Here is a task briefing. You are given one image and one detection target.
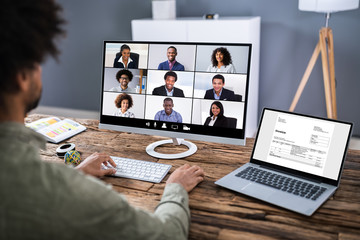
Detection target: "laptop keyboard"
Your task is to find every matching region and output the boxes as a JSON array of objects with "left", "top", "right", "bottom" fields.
[{"left": 235, "top": 167, "right": 327, "bottom": 201}]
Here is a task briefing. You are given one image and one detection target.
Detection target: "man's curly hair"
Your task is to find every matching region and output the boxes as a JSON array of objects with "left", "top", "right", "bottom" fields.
[{"left": 0, "top": 0, "right": 65, "bottom": 94}]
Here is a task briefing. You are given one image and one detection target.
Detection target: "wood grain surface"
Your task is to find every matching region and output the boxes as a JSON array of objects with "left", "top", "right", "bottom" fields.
[{"left": 27, "top": 114, "right": 360, "bottom": 240}]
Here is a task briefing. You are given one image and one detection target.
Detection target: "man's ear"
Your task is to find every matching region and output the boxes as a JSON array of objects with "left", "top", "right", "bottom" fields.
[
  {"left": 15, "top": 65, "right": 41, "bottom": 93},
  {"left": 15, "top": 70, "right": 31, "bottom": 92}
]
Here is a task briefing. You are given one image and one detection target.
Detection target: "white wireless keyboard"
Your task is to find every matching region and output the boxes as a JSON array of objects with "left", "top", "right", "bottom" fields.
[{"left": 106, "top": 156, "right": 172, "bottom": 183}]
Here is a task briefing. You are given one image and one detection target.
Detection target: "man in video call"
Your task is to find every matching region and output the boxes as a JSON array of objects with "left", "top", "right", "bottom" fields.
[
  {"left": 204, "top": 74, "right": 236, "bottom": 101},
  {"left": 158, "top": 46, "right": 185, "bottom": 71},
  {"left": 154, "top": 98, "right": 183, "bottom": 123},
  {"left": 0, "top": 1, "right": 204, "bottom": 239},
  {"left": 152, "top": 71, "right": 185, "bottom": 97},
  {"left": 109, "top": 69, "right": 135, "bottom": 93}
]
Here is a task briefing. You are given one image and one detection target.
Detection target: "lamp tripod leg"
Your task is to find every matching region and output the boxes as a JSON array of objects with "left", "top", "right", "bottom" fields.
[
  {"left": 319, "top": 28, "right": 334, "bottom": 119},
  {"left": 289, "top": 43, "right": 321, "bottom": 112},
  {"left": 327, "top": 28, "right": 337, "bottom": 119},
  {"left": 290, "top": 27, "right": 338, "bottom": 120}
]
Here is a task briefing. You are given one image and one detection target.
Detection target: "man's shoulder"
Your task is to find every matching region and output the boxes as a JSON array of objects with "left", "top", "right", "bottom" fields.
[
  {"left": 174, "top": 62, "right": 185, "bottom": 70},
  {"left": 156, "top": 109, "right": 166, "bottom": 115},
  {"left": 153, "top": 85, "right": 165, "bottom": 93},
  {"left": 0, "top": 122, "right": 46, "bottom": 151},
  {"left": 173, "top": 87, "right": 184, "bottom": 97},
  {"left": 158, "top": 61, "right": 168, "bottom": 69},
  {"left": 110, "top": 86, "right": 121, "bottom": 92},
  {"left": 124, "top": 87, "right": 135, "bottom": 92},
  {"left": 204, "top": 89, "right": 213, "bottom": 98},
  {"left": 154, "top": 85, "right": 164, "bottom": 89},
  {"left": 205, "top": 89, "right": 212, "bottom": 94},
  {"left": 174, "top": 87, "right": 183, "bottom": 92},
  {"left": 173, "top": 110, "right": 183, "bottom": 122},
  {"left": 223, "top": 88, "right": 235, "bottom": 95},
  {"left": 174, "top": 110, "right": 182, "bottom": 116}
]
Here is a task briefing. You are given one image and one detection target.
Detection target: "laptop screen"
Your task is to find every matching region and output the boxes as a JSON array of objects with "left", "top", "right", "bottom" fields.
[{"left": 252, "top": 108, "right": 352, "bottom": 181}]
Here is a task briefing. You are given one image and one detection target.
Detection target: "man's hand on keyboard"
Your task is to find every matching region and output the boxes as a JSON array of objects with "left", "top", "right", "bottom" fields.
[
  {"left": 166, "top": 164, "right": 205, "bottom": 192},
  {"left": 76, "top": 152, "right": 117, "bottom": 177}
]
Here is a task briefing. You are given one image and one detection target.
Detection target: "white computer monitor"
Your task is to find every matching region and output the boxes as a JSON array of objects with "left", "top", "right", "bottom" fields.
[{"left": 99, "top": 41, "right": 252, "bottom": 159}]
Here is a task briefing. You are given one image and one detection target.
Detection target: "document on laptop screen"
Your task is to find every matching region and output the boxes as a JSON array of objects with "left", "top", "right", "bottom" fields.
[
  {"left": 253, "top": 110, "right": 351, "bottom": 180},
  {"left": 267, "top": 113, "right": 334, "bottom": 176}
]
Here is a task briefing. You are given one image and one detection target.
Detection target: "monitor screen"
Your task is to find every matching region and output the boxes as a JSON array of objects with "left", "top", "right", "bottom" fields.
[{"left": 99, "top": 41, "right": 252, "bottom": 146}]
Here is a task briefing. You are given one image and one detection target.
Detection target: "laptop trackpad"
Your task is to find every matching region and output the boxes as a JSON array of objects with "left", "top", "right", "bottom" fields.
[{"left": 241, "top": 183, "right": 277, "bottom": 199}]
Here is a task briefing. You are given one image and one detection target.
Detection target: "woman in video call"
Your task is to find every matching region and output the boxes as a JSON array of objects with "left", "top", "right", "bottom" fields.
[
  {"left": 204, "top": 101, "right": 229, "bottom": 127},
  {"left": 207, "top": 47, "right": 236, "bottom": 73},
  {"left": 113, "top": 44, "right": 138, "bottom": 69},
  {"left": 114, "top": 93, "right": 135, "bottom": 118}
]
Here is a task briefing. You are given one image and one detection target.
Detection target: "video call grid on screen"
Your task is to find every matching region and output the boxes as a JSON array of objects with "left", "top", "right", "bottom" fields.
[{"left": 100, "top": 41, "right": 252, "bottom": 139}]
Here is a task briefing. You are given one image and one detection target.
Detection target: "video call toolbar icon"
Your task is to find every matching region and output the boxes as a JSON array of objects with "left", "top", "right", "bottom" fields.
[{"left": 183, "top": 125, "right": 190, "bottom": 131}]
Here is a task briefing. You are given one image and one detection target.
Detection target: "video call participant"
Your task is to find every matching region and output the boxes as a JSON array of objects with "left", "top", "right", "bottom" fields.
[
  {"left": 207, "top": 47, "right": 236, "bottom": 73},
  {"left": 152, "top": 71, "right": 185, "bottom": 97},
  {"left": 109, "top": 69, "right": 135, "bottom": 93},
  {"left": 113, "top": 44, "right": 138, "bottom": 69},
  {"left": 114, "top": 93, "right": 135, "bottom": 118},
  {"left": 158, "top": 46, "right": 185, "bottom": 71},
  {"left": 204, "top": 74, "right": 235, "bottom": 101},
  {"left": 204, "top": 101, "right": 229, "bottom": 128},
  {"left": 0, "top": 1, "right": 204, "bottom": 239},
  {"left": 154, "top": 98, "right": 183, "bottom": 123}
]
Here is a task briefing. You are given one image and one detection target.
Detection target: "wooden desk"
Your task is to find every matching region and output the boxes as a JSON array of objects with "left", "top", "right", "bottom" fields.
[{"left": 28, "top": 114, "right": 360, "bottom": 240}]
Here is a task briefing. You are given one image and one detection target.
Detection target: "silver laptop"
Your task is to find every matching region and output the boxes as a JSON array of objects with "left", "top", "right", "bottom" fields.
[{"left": 215, "top": 108, "right": 353, "bottom": 216}]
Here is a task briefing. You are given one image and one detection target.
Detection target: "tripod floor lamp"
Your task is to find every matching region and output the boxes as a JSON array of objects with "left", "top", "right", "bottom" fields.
[{"left": 289, "top": 0, "right": 359, "bottom": 119}]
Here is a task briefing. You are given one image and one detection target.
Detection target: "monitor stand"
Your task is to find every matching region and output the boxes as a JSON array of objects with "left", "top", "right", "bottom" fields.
[{"left": 146, "top": 138, "right": 197, "bottom": 159}]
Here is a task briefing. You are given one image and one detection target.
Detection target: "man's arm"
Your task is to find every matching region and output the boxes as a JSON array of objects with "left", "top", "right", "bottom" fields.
[
  {"left": 154, "top": 164, "right": 204, "bottom": 238},
  {"left": 175, "top": 62, "right": 185, "bottom": 71},
  {"left": 64, "top": 154, "right": 204, "bottom": 240},
  {"left": 51, "top": 162, "right": 204, "bottom": 240},
  {"left": 177, "top": 112, "right": 183, "bottom": 123},
  {"left": 175, "top": 88, "right": 185, "bottom": 97},
  {"left": 154, "top": 111, "right": 161, "bottom": 121},
  {"left": 158, "top": 61, "right": 165, "bottom": 70},
  {"left": 152, "top": 86, "right": 162, "bottom": 95},
  {"left": 225, "top": 89, "right": 236, "bottom": 101},
  {"left": 204, "top": 89, "right": 213, "bottom": 99}
]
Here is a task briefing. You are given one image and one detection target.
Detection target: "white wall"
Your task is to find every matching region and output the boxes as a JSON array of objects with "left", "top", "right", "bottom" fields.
[{"left": 40, "top": 0, "right": 360, "bottom": 136}]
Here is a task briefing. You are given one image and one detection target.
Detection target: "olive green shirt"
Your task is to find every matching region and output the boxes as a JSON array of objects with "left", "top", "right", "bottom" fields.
[{"left": 0, "top": 122, "right": 190, "bottom": 240}]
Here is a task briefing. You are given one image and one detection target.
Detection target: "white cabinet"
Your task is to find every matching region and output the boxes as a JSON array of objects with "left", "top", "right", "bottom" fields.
[{"left": 132, "top": 17, "right": 261, "bottom": 138}]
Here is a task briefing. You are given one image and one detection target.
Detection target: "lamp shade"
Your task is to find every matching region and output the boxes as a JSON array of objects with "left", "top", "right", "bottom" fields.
[{"left": 299, "top": 0, "right": 359, "bottom": 13}]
